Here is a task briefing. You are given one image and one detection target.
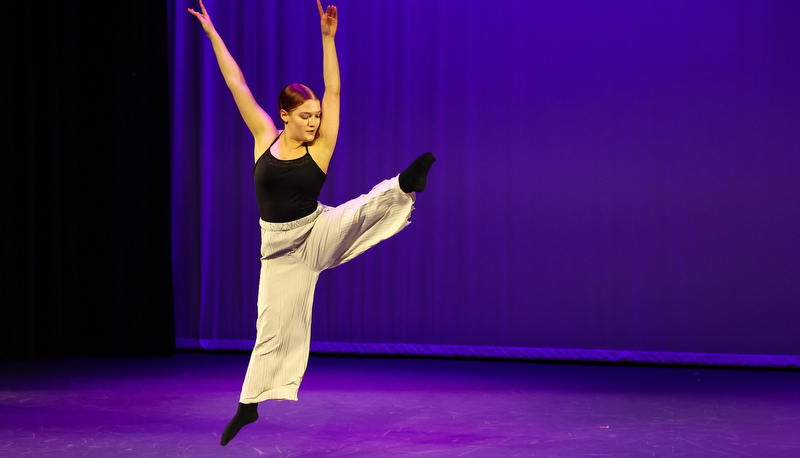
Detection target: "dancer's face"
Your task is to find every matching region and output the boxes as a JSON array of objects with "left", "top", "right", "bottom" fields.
[{"left": 282, "top": 99, "right": 321, "bottom": 143}]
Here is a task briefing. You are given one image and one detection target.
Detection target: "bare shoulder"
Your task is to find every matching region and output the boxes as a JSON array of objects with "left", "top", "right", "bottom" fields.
[
  {"left": 307, "top": 137, "right": 333, "bottom": 174},
  {"left": 254, "top": 130, "right": 280, "bottom": 163}
]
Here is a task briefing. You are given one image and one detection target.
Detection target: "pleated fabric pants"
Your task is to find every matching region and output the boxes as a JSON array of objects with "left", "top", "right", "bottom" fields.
[{"left": 240, "top": 176, "right": 416, "bottom": 403}]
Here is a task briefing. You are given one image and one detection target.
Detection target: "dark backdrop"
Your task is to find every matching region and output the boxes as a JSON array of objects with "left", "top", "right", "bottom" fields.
[
  {"left": 2, "top": 2, "right": 174, "bottom": 359},
  {"left": 170, "top": 0, "right": 799, "bottom": 367}
]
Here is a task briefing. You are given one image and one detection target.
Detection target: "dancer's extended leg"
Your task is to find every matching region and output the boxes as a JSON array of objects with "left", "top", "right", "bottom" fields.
[{"left": 399, "top": 152, "right": 436, "bottom": 193}]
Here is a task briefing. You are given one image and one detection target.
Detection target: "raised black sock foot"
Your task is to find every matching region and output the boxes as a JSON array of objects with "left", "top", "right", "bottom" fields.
[
  {"left": 399, "top": 152, "right": 436, "bottom": 193},
  {"left": 221, "top": 402, "right": 258, "bottom": 446}
]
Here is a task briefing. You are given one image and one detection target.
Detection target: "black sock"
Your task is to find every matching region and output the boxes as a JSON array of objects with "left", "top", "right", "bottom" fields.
[
  {"left": 220, "top": 402, "right": 258, "bottom": 446},
  {"left": 399, "top": 152, "right": 436, "bottom": 193}
]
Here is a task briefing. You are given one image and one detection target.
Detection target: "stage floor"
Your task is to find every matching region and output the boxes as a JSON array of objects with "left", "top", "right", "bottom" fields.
[{"left": 1, "top": 352, "right": 799, "bottom": 457}]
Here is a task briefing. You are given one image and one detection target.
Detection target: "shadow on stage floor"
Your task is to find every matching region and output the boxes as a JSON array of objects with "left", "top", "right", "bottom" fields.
[{"left": 1, "top": 352, "right": 799, "bottom": 457}]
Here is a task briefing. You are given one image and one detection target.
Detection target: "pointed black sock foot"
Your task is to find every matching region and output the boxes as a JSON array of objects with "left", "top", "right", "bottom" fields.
[
  {"left": 221, "top": 402, "right": 258, "bottom": 446},
  {"left": 399, "top": 152, "right": 436, "bottom": 193}
]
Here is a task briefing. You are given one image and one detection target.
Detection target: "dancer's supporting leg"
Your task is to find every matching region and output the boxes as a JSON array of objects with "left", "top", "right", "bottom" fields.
[{"left": 221, "top": 402, "right": 258, "bottom": 446}]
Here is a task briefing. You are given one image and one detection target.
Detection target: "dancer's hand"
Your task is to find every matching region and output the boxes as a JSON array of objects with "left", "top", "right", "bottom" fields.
[
  {"left": 188, "top": 0, "right": 216, "bottom": 36},
  {"left": 318, "top": 1, "right": 338, "bottom": 39}
]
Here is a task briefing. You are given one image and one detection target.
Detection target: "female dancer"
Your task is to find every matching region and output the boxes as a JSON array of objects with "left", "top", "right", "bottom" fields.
[{"left": 188, "top": 0, "right": 435, "bottom": 446}]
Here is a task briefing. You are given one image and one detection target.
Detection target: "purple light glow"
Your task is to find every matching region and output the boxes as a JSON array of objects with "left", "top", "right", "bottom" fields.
[{"left": 170, "top": 0, "right": 800, "bottom": 365}]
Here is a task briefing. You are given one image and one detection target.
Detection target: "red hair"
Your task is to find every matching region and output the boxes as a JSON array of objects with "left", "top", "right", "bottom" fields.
[{"left": 278, "top": 83, "right": 319, "bottom": 114}]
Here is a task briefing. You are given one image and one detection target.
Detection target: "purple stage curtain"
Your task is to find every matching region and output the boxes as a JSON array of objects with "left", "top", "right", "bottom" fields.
[{"left": 169, "top": 0, "right": 800, "bottom": 367}]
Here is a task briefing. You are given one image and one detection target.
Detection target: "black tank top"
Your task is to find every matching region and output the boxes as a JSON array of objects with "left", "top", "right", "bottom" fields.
[{"left": 254, "top": 136, "right": 327, "bottom": 223}]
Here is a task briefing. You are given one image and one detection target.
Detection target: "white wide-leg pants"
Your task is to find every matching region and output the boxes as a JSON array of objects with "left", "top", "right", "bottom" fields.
[{"left": 239, "top": 176, "right": 415, "bottom": 403}]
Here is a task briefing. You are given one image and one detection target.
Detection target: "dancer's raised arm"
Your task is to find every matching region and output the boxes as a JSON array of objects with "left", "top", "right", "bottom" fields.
[
  {"left": 189, "top": 0, "right": 278, "bottom": 152},
  {"left": 314, "top": 1, "right": 340, "bottom": 170}
]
